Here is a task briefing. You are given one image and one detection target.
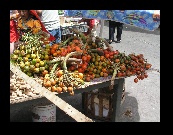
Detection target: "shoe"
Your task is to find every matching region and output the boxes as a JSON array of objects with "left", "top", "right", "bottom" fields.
[
  {"left": 108, "top": 40, "right": 113, "bottom": 44},
  {"left": 115, "top": 40, "right": 121, "bottom": 43},
  {"left": 112, "top": 40, "right": 116, "bottom": 42}
]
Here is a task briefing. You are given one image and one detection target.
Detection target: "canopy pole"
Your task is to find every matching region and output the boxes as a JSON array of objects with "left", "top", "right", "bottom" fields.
[{"left": 99, "top": 20, "right": 104, "bottom": 38}]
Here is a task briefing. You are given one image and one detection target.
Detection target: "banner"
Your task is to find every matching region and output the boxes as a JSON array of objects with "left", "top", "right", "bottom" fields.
[{"left": 64, "top": 10, "right": 160, "bottom": 31}]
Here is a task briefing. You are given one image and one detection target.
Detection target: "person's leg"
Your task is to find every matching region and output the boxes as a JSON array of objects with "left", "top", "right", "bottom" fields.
[
  {"left": 109, "top": 21, "right": 115, "bottom": 43},
  {"left": 116, "top": 22, "right": 123, "bottom": 42},
  {"left": 54, "top": 28, "right": 61, "bottom": 43},
  {"left": 48, "top": 28, "right": 61, "bottom": 45},
  {"left": 48, "top": 29, "right": 55, "bottom": 46}
]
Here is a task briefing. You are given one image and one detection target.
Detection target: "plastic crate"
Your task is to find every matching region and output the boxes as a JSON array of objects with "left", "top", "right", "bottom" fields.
[{"left": 83, "top": 83, "right": 125, "bottom": 122}]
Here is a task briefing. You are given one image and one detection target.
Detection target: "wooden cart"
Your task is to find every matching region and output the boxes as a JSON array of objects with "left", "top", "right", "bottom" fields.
[{"left": 10, "top": 63, "right": 125, "bottom": 122}]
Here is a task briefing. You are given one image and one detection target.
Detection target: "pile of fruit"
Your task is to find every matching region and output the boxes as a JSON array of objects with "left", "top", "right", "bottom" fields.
[{"left": 10, "top": 29, "right": 152, "bottom": 95}]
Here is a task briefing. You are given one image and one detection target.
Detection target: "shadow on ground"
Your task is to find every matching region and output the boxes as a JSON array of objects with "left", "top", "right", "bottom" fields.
[
  {"left": 119, "top": 92, "right": 140, "bottom": 122},
  {"left": 10, "top": 92, "right": 140, "bottom": 122}
]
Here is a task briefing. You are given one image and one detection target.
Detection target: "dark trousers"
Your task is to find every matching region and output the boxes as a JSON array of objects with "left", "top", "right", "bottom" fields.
[{"left": 109, "top": 21, "right": 123, "bottom": 41}]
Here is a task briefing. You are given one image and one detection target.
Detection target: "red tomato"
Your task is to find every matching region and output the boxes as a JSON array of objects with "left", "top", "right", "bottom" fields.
[
  {"left": 109, "top": 51, "right": 114, "bottom": 56},
  {"left": 103, "top": 49, "right": 109, "bottom": 54},
  {"left": 67, "top": 46, "right": 71, "bottom": 53},
  {"left": 69, "top": 66, "right": 76, "bottom": 71},
  {"left": 117, "top": 72, "right": 122, "bottom": 77},
  {"left": 144, "top": 74, "right": 148, "bottom": 78},
  {"left": 78, "top": 64, "right": 82, "bottom": 68},
  {"left": 105, "top": 53, "right": 110, "bottom": 59},
  {"left": 87, "top": 55, "right": 91, "bottom": 62},
  {"left": 134, "top": 78, "right": 138, "bottom": 83},
  {"left": 75, "top": 46, "right": 81, "bottom": 51},
  {"left": 109, "top": 55, "right": 114, "bottom": 59},
  {"left": 81, "top": 64, "right": 87, "bottom": 70},
  {"left": 50, "top": 49, "right": 55, "bottom": 55},
  {"left": 115, "top": 59, "right": 120, "bottom": 63},
  {"left": 78, "top": 68, "right": 84, "bottom": 73},
  {"left": 82, "top": 56, "right": 88, "bottom": 61},
  {"left": 83, "top": 61, "right": 88, "bottom": 66},
  {"left": 52, "top": 44, "right": 59, "bottom": 50}
]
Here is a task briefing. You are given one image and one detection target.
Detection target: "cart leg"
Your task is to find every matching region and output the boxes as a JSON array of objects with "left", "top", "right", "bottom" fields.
[
  {"left": 82, "top": 92, "right": 86, "bottom": 112},
  {"left": 111, "top": 78, "right": 125, "bottom": 122}
]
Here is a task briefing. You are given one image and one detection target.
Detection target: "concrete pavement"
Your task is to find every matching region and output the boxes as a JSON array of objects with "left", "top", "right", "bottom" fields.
[{"left": 10, "top": 22, "right": 160, "bottom": 122}]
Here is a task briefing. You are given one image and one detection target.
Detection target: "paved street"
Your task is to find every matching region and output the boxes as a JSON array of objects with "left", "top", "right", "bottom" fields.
[{"left": 10, "top": 22, "right": 160, "bottom": 122}]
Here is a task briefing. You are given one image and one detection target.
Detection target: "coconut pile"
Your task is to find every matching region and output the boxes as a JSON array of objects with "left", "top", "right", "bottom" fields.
[{"left": 10, "top": 72, "right": 43, "bottom": 104}]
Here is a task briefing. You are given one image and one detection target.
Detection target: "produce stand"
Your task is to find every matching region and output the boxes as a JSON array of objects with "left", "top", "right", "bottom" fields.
[{"left": 10, "top": 10, "right": 159, "bottom": 122}]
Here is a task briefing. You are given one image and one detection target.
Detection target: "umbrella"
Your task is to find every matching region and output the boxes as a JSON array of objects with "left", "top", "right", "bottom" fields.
[{"left": 64, "top": 10, "right": 160, "bottom": 37}]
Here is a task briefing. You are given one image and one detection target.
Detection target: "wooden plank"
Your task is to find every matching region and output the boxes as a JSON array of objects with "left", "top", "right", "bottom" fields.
[{"left": 10, "top": 63, "right": 93, "bottom": 122}]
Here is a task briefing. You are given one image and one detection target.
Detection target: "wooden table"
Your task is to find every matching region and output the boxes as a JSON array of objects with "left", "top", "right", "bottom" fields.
[
  {"left": 10, "top": 63, "right": 125, "bottom": 122},
  {"left": 10, "top": 78, "right": 125, "bottom": 122}
]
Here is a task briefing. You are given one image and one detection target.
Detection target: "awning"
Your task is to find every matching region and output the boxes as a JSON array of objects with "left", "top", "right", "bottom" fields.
[{"left": 64, "top": 10, "right": 160, "bottom": 31}]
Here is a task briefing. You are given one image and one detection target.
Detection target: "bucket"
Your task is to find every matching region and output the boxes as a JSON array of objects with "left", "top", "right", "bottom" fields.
[{"left": 32, "top": 104, "right": 56, "bottom": 122}]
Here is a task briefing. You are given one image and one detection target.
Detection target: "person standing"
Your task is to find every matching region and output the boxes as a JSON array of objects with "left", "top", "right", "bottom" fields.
[
  {"left": 109, "top": 20, "right": 123, "bottom": 44},
  {"left": 10, "top": 10, "right": 19, "bottom": 54},
  {"left": 16, "top": 10, "right": 55, "bottom": 41},
  {"left": 36, "top": 10, "right": 61, "bottom": 45}
]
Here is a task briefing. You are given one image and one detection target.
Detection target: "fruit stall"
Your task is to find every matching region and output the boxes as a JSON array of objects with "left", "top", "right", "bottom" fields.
[{"left": 10, "top": 10, "right": 160, "bottom": 122}]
